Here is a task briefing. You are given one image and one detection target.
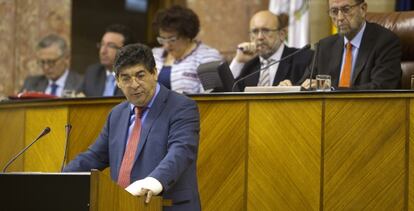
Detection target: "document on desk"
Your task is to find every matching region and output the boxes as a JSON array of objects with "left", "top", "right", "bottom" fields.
[{"left": 244, "top": 86, "right": 302, "bottom": 92}]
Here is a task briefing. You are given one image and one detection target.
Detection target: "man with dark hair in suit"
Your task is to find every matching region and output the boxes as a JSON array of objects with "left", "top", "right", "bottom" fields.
[
  {"left": 230, "top": 11, "right": 313, "bottom": 91},
  {"left": 80, "top": 24, "right": 133, "bottom": 97},
  {"left": 283, "top": 0, "right": 402, "bottom": 89},
  {"left": 64, "top": 43, "right": 201, "bottom": 211},
  {"left": 21, "top": 34, "right": 83, "bottom": 97}
]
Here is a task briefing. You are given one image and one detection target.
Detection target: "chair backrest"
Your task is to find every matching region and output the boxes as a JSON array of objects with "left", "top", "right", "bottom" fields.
[{"left": 366, "top": 11, "right": 414, "bottom": 89}]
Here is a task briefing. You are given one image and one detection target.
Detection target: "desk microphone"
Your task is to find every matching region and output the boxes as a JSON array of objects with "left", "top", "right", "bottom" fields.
[
  {"left": 231, "top": 44, "right": 311, "bottom": 92},
  {"left": 2, "top": 127, "right": 51, "bottom": 172},
  {"left": 60, "top": 124, "right": 72, "bottom": 172},
  {"left": 307, "top": 42, "right": 320, "bottom": 90}
]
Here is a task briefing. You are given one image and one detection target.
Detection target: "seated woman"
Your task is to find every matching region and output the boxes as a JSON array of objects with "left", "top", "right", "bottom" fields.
[{"left": 152, "top": 5, "right": 223, "bottom": 94}]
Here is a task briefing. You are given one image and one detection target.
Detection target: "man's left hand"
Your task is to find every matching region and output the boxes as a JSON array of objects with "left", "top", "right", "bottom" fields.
[{"left": 125, "top": 177, "right": 163, "bottom": 203}]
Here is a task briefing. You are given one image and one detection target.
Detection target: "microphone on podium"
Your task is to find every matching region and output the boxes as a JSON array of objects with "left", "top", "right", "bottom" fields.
[
  {"left": 60, "top": 124, "right": 72, "bottom": 171},
  {"left": 2, "top": 127, "right": 51, "bottom": 172},
  {"left": 231, "top": 44, "right": 311, "bottom": 92}
]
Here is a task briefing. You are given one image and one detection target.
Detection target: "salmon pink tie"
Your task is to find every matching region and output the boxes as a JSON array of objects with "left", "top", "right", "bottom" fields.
[{"left": 118, "top": 107, "right": 144, "bottom": 188}]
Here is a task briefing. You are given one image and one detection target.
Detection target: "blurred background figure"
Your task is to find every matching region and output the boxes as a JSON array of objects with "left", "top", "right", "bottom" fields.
[
  {"left": 230, "top": 11, "right": 313, "bottom": 91},
  {"left": 152, "top": 5, "right": 222, "bottom": 94},
  {"left": 21, "top": 34, "right": 83, "bottom": 97},
  {"left": 79, "top": 24, "right": 133, "bottom": 97}
]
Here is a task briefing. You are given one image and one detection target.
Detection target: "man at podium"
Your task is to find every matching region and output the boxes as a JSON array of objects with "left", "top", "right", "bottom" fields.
[{"left": 64, "top": 43, "right": 201, "bottom": 211}]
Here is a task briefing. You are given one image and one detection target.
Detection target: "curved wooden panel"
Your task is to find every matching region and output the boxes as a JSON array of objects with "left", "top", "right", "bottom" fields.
[
  {"left": 24, "top": 107, "right": 67, "bottom": 172},
  {"left": 0, "top": 109, "right": 25, "bottom": 171},
  {"left": 410, "top": 99, "right": 414, "bottom": 211},
  {"left": 324, "top": 99, "right": 406, "bottom": 210},
  {"left": 197, "top": 101, "right": 247, "bottom": 211},
  {"left": 248, "top": 100, "right": 322, "bottom": 211},
  {"left": 67, "top": 104, "right": 116, "bottom": 161}
]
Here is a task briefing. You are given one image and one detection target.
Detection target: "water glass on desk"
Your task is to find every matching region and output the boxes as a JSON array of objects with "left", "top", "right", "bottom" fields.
[
  {"left": 316, "top": 75, "right": 331, "bottom": 91},
  {"left": 62, "top": 89, "right": 76, "bottom": 98},
  {"left": 411, "top": 75, "right": 414, "bottom": 90}
]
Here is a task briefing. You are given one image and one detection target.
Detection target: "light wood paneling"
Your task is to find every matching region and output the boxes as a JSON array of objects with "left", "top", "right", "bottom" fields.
[
  {"left": 248, "top": 99, "right": 322, "bottom": 211},
  {"left": 1, "top": 92, "right": 414, "bottom": 210},
  {"left": 24, "top": 107, "right": 67, "bottom": 172},
  {"left": 410, "top": 98, "right": 414, "bottom": 211},
  {"left": 0, "top": 108, "right": 25, "bottom": 171},
  {"left": 324, "top": 99, "right": 406, "bottom": 210},
  {"left": 197, "top": 101, "right": 247, "bottom": 211},
  {"left": 67, "top": 104, "right": 116, "bottom": 161}
]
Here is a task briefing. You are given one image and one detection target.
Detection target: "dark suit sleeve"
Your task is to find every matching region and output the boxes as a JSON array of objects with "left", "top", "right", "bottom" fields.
[
  {"left": 352, "top": 34, "right": 402, "bottom": 89},
  {"left": 148, "top": 99, "right": 200, "bottom": 191},
  {"left": 63, "top": 112, "right": 112, "bottom": 172}
]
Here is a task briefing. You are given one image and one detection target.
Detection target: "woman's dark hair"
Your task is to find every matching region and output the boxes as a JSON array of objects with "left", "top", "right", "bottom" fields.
[{"left": 152, "top": 5, "right": 200, "bottom": 39}]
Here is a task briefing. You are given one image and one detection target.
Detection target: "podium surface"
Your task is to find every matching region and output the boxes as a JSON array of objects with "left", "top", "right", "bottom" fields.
[{"left": 0, "top": 171, "right": 167, "bottom": 211}]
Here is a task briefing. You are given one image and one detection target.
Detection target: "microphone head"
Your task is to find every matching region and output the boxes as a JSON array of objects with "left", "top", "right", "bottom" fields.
[{"left": 44, "top": 127, "right": 51, "bottom": 134}]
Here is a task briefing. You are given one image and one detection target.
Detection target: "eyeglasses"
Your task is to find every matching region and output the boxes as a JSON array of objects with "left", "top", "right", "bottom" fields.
[
  {"left": 156, "top": 36, "right": 178, "bottom": 45},
  {"left": 117, "top": 71, "right": 149, "bottom": 86},
  {"left": 37, "top": 55, "right": 64, "bottom": 67},
  {"left": 96, "top": 42, "right": 121, "bottom": 50},
  {"left": 249, "top": 28, "right": 279, "bottom": 37},
  {"left": 328, "top": 2, "right": 363, "bottom": 17}
]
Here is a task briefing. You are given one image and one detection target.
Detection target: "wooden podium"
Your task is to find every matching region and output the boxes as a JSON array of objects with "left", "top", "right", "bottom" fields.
[
  {"left": 1, "top": 92, "right": 414, "bottom": 210},
  {"left": 0, "top": 170, "right": 170, "bottom": 211}
]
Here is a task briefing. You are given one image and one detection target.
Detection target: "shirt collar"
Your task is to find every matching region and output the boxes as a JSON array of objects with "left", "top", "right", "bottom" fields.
[
  {"left": 106, "top": 70, "right": 115, "bottom": 77},
  {"left": 260, "top": 43, "right": 285, "bottom": 63},
  {"left": 344, "top": 21, "right": 366, "bottom": 49},
  {"left": 129, "top": 83, "right": 161, "bottom": 112},
  {"left": 48, "top": 69, "right": 69, "bottom": 87}
]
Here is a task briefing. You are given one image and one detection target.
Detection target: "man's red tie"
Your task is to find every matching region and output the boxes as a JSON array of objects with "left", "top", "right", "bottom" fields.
[
  {"left": 118, "top": 107, "right": 144, "bottom": 188},
  {"left": 339, "top": 42, "right": 353, "bottom": 88}
]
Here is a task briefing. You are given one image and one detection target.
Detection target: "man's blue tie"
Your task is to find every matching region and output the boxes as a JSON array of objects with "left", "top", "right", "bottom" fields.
[
  {"left": 103, "top": 74, "right": 116, "bottom": 96},
  {"left": 50, "top": 83, "right": 58, "bottom": 96}
]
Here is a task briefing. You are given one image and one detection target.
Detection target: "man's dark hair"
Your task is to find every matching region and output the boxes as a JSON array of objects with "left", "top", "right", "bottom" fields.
[
  {"left": 152, "top": 5, "right": 200, "bottom": 39},
  {"left": 354, "top": 0, "right": 365, "bottom": 4},
  {"left": 37, "top": 34, "right": 67, "bottom": 56},
  {"left": 105, "top": 24, "right": 133, "bottom": 46},
  {"left": 113, "top": 43, "right": 156, "bottom": 76}
]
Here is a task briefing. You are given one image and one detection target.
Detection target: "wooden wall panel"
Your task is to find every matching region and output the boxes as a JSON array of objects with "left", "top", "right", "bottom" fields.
[
  {"left": 197, "top": 101, "right": 247, "bottom": 211},
  {"left": 248, "top": 99, "right": 322, "bottom": 211},
  {"left": 67, "top": 104, "right": 116, "bottom": 161},
  {"left": 410, "top": 99, "right": 414, "bottom": 211},
  {"left": 0, "top": 108, "right": 25, "bottom": 172},
  {"left": 324, "top": 99, "right": 406, "bottom": 210},
  {"left": 24, "top": 107, "right": 68, "bottom": 172}
]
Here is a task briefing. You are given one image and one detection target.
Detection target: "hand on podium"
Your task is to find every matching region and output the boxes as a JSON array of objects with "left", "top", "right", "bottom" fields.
[{"left": 125, "top": 177, "right": 163, "bottom": 203}]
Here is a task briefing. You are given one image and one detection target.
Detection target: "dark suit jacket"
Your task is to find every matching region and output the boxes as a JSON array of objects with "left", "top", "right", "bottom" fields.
[
  {"left": 80, "top": 63, "right": 124, "bottom": 97},
  {"left": 236, "top": 45, "right": 313, "bottom": 91},
  {"left": 64, "top": 85, "right": 201, "bottom": 211},
  {"left": 303, "top": 22, "right": 402, "bottom": 89},
  {"left": 21, "top": 71, "right": 83, "bottom": 93}
]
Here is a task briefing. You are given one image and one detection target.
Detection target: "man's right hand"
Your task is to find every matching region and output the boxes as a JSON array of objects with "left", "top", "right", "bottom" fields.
[{"left": 234, "top": 42, "right": 256, "bottom": 63}]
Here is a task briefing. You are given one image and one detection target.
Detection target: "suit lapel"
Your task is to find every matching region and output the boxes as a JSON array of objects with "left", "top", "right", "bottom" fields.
[
  {"left": 243, "top": 58, "right": 261, "bottom": 87},
  {"left": 352, "top": 23, "right": 372, "bottom": 85},
  {"left": 329, "top": 36, "right": 344, "bottom": 86},
  {"left": 134, "top": 85, "right": 168, "bottom": 161},
  {"left": 115, "top": 103, "right": 132, "bottom": 174},
  {"left": 97, "top": 67, "right": 107, "bottom": 95},
  {"left": 63, "top": 71, "right": 77, "bottom": 90},
  {"left": 37, "top": 77, "right": 49, "bottom": 92},
  {"left": 273, "top": 47, "right": 292, "bottom": 85}
]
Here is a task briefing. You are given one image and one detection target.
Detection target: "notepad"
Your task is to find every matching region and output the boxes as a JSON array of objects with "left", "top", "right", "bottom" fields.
[{"left": 244, "top": 86, "right": 302, "bottom": 92}]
